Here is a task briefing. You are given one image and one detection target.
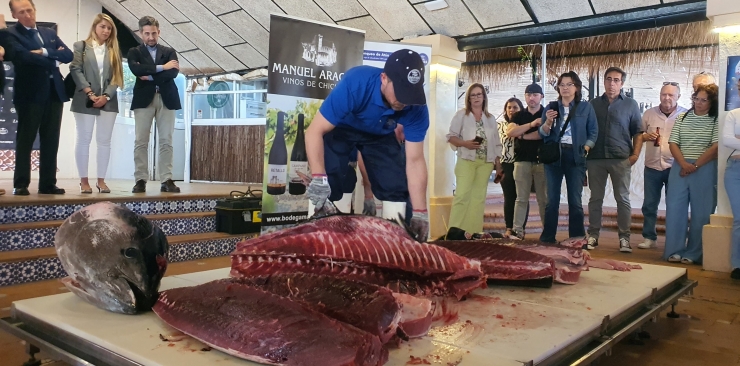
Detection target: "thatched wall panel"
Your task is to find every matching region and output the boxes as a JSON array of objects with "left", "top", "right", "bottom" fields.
[{"left": 190, "top": 125, "right": 265, "bottom": 183}]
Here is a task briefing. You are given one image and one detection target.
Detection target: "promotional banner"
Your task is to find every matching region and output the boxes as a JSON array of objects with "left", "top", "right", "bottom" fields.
[
  {"left": 726, "top": 56, "right": 740, "bottom": 111},
  {"left": 261, "top": 14, "right": 365, "bottom": 233}
]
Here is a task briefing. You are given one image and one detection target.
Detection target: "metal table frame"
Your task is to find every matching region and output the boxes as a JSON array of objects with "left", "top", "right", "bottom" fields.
[{"left": 1, "top": 273, "right": 697, "bottom": 366}]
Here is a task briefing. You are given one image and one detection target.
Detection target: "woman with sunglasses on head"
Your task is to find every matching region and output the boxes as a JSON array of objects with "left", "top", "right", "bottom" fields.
[
  {"left": 538, "top": 71, "right": 598, "bottom": 243},
  {"left": 446, "top": 83, "right": 503, "bottom": 234},
  {"left": 497, "top": 97, "right": 525, "bottom": 237},
  {"left": 664, "top": 84, "right": 720, "bottom": 265},
  {"left": 69, "top": 13, "right": 124, "bottom": 194},
  {"left": 722, "top": 79, "right": 740, "bottom": 279}
]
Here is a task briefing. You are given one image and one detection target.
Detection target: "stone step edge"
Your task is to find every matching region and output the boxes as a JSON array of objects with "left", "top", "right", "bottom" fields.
[
  {"left": 0, "top": 231, "right": 258, "bottom": 264},
  {"left": 483, "top": 221, "right": 666, "bottom": 233},
  {"left": 0, "top": 211, "right": 218, "bottom": 232},
  {"left": 484, "top": 210, "right": 668, "bottom": 222}
]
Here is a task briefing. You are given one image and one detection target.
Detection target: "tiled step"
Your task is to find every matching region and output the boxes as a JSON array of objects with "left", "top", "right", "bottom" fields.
[
  {"left": 0, "top": 196, "right": 221, "bottom": 225},
  {"left": 0, "top": 231, "right": 257, "bottom": 287},
  {"left": 0, "top": 212, "right": 217, "bottom": 253}
]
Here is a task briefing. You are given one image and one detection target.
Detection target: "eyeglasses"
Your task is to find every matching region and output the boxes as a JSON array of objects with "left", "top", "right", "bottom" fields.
[
  {"left": 663, "top": 82, "right": 679, "bottom": 86},
  {"left": 558, "top": 83, "right": 575, "bottom": 88},
  {"left": 469, "top": 93, "right": 484, "bottom": 99},
  {"left": 692, "top": 96, "right": 709, "bottom": 103},
  {"left": 605, "top": 77, "right": 622, "bottom": 84}
]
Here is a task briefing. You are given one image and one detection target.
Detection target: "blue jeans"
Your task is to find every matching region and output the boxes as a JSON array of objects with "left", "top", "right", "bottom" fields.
[
  {"left": 540, "top": 146, "right": 586, "bottom": 242},
  {"left": 724, "top": 158, "right": 740, "bottom": 270},
  {"left": 642, "top": 167, "right": 671, "bottom": 241},
  {"left": 663, "top": 159, "right": 717, "bottom": 262}
]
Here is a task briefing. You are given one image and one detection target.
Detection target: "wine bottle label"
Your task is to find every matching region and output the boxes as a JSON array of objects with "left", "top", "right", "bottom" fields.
[
  {"left": 289, "top": 161, "right": 308, "bottom": 180},
  {"left": 267, "top": 164, "right": 287, "bottom": 185}
]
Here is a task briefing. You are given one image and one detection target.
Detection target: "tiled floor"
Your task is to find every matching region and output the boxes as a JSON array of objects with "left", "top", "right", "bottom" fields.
[{"left": 0, "top": 230, "right": 738, "bottom": 365}]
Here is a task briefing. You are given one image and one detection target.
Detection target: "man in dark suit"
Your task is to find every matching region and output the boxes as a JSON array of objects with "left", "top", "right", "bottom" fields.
[
  {"left": 6, "top": 0, "right": 72, "bottom": 195},
  {"left": 128, "top": 16, "right": 181, "bottom": 193}
]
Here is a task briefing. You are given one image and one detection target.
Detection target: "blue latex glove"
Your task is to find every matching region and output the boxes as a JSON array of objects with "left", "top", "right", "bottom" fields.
[{"left": 306, "top": 174, "right": 331, "bottom": 212}]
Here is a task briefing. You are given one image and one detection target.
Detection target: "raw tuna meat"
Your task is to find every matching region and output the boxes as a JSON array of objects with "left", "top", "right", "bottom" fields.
[
  {"left": 430, "top": 241, "right": 556, "bottom": 288},
  {"left": 391, "top": 293, "right": 434, "bottom": 338},
  {"left": 153, "top": 280, "right": 387, "bottom": 366},
  {"left": 588, "top": 258, "right": 642, "bottom": 271},
  {"left": 231, "top": 215, "right": 485, "bottom": 300},
  {"left": 231, "top": 274, "right": 403, "bottom": 344}
]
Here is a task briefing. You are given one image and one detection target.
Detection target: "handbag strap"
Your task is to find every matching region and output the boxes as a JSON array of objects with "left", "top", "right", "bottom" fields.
[{"left": 555, "top": 101, "right": 578, "bottom": 142}]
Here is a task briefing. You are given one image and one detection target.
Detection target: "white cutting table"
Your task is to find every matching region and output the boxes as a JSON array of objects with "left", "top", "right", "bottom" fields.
[{"left": 1, "top": 264, "right": 695, "bottom": 366}]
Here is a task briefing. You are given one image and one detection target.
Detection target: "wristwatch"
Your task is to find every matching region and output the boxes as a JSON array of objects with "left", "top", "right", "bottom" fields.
[{"left": 103, "top": 94, "right": 111, "bottom": 101}]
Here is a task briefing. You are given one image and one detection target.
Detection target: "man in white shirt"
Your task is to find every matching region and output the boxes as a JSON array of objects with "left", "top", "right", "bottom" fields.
[{"left": 638, "top": 82, "right": 687, "bottom": 249}]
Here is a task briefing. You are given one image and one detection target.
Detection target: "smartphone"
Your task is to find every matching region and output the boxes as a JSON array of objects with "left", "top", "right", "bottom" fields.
[
  {"left": 473, "top": 136, "right": 484, "bottom": 144},
  {"left": 548, "top": 101, "right": 559, "bottom": 111},
  {"left": 494, "top": 172, "right": 504, "bottom": 184}
]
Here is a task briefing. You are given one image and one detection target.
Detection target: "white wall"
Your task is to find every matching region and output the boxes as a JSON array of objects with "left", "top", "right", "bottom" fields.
[{"left": 0, "top": 0, "right": 102, "bottom": 181}]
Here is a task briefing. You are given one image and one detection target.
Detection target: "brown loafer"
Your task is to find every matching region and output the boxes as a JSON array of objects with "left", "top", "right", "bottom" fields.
[{"left": 160, "top": 179, "right": 181, "bottom": 193}]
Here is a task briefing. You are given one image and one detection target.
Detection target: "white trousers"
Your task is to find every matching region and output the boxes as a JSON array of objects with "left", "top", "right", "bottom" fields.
[{"left": 74, "top": 111, "right": 117, "bottom": 179}]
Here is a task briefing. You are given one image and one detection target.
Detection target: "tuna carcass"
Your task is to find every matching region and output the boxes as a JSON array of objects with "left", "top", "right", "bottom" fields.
[
  {"left": 153, "top": 279, "right": 386, "bottom": 366},
  {"left": 430, "top": 241, "right": 556, "bottom": 288},
  {"left": 54, "top": 201, "right": 168, "bottom": 314},
  {"left": 230, "top": 215, "right": 486, "bottom": 300}
]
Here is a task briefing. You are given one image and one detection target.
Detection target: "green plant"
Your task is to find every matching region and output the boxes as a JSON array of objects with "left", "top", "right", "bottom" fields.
[{"left": 517, "top": 46, "right": 531, "bottom": 63}]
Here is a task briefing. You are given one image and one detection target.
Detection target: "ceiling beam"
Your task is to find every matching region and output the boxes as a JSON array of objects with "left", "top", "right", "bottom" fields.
[{"left": 456, "top": 1, "right": 707, "bottom": 51}]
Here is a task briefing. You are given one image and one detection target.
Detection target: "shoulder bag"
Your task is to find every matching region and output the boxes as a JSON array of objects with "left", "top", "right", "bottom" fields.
[
  {"left": 538, "top": 102, "right": 578, "bottom": 164},
  {"left": 64, "top": 40, "right": 85, "bottom": 99}
]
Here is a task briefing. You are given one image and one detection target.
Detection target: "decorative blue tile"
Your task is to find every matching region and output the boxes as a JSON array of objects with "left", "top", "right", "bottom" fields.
[
  {"left": 0, "top": 262, "right": 18, "bottom": 287},
  {"left": 0, "top": 199, "right": 221, "bottom": 224}
]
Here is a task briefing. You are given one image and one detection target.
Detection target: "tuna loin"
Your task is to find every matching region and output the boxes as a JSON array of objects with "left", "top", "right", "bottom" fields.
[
  {"left": 153, "top": 280, "right": 387, "bottom": 366},
  {"left": 231, "top": 215, "right": 485, "bottom": 300},
  {"left": 430, "top": 241, "right": 556, "bottom": 288},
  {"left": 230, "top": 274, "right": 404, "bottom": 344}
]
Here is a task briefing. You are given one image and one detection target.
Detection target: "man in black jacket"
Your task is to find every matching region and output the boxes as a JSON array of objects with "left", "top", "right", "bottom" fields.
[
  {"left": 128, "top": 16, "right": 181, "bottom": 193},
  {"left": 6, "top": 0, "right": 72, "bottom": 195}
]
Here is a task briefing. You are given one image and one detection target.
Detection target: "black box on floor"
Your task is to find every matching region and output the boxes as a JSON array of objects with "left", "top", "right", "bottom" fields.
[{"left": 214, "top": 191, "right": 262, "bottom": 235}]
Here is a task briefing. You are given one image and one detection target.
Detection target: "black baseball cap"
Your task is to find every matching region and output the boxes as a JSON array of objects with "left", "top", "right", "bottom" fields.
[
  {"left": 383, "top": 49, "right": 426, "bottom": 106},
  {"left": 525, "top": 83, "right": 543, "bottom": 95}
]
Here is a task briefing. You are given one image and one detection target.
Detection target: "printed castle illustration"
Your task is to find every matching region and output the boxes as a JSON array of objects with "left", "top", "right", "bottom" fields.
[{"left": 301, "top": 34, "right": 337, "bottom": 67}]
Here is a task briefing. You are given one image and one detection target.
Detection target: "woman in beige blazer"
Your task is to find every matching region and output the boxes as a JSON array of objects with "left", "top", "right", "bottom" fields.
[
  {"left": 69, "top": 13, "right": 123, "bottom": 193},
  {"left": 446, "top": 83, "right": 503, "bottom": 233}
]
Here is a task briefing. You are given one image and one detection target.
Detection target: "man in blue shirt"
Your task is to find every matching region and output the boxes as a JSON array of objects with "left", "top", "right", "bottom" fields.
[{"left": 305, "top": 49, "right": 430, "bottom": 241}]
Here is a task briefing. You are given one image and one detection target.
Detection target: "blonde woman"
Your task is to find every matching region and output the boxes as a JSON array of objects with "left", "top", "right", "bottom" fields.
[
  {"left": 69, "top": 13, "right": 124, "bottom": 193},
  {"left": 446, "top": 83, "right": 503, "bottom": 233}
]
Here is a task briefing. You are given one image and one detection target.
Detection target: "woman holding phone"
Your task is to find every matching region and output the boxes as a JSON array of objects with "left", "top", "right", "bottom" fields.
[
  {"left": 69, "top": 13, "right": 123, "bottom": 194},
  {"left": 538, "top": 72, "right": 598, "bottom": 243},
  {"left": 446, "top": 83, "right": 503, "bottom": 234}
]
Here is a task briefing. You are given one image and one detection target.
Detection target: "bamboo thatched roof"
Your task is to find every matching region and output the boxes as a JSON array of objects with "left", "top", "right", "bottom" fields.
[{"left": 462, "top": 20, "right": 718, "bottom": 87}]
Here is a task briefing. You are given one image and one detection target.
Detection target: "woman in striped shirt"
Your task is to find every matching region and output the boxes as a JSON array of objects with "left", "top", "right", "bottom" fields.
[
  {"left": 664, "top": 84, "right": 720, "bottom": 264},
  {"left": 497, "top": 98, "right": 525, "bottom": 237}
]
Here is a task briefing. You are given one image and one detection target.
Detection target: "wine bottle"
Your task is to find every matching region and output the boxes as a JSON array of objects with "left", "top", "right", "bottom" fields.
[
  {"left": 289, "top": 113, "right": 308, "bottom": 195},
  {"left": 266, "top": 112, "right": 288, "bottom": 195},
  {"left": 654, "top": 127, "right": 661, "bottom": 147}
]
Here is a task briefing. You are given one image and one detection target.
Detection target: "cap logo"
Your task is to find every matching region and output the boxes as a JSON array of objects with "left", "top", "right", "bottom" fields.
[{"left": 407, "top": 69, "right": 421, "bottom": 84}]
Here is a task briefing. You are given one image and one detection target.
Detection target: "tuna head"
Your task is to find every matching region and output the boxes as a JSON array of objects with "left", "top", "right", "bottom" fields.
[{"left": 54, "top": 202, "right": 169, "bottom": 314}]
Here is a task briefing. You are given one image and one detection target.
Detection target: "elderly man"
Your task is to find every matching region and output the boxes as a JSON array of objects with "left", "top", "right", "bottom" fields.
[
  {"left": 692, "top": 72, "right": 716, "bottom": 92},
  {"left": 637, "top": 82, "right": 688, "bottom": 249},
  {"left": 586, "top": 67, "right": 644, "bottom": 252}
]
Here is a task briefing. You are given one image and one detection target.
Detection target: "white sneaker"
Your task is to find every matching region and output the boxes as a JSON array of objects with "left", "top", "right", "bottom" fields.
[
  {"left": 681, "top": 258, "right": 694, "bottom": 265},
  {"left": 637, "top": 239, "right": 657, "bottom": 249},
  {"left": 583, "top": 236, "right": 598, "bottom": 250},
  {"left": 667, "top": 254, "right": 682, "bottom": 262},
  {"left": 619, "top": 238, "right": 632, "bottom": 253}
]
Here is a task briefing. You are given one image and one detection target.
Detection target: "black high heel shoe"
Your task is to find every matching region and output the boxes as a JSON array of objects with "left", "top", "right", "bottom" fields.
[
  {"left": 96, "top": 183, "right": 111, "bottom": 193},
  {"left": 80, "top": 183, "right": 92, "bottom": 194}
]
